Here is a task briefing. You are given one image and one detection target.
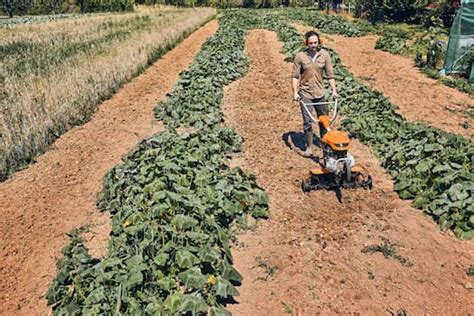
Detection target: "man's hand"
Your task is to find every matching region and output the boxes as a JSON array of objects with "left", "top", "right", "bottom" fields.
[
  {"left": 293, "top": 93, "right": 301, "bottom": 101},
  {"left": 331, "top": 90, "right": 339, "bottom": 99}
]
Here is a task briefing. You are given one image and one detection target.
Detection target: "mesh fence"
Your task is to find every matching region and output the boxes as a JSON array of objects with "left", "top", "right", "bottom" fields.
[{"left": 444, "top": 0, "right": 474, "bottom": 82}]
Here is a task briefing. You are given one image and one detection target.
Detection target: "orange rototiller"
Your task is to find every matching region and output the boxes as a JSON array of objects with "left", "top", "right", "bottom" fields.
[{"left": 299, "top": 98, "right": 372, "bottom": 195}]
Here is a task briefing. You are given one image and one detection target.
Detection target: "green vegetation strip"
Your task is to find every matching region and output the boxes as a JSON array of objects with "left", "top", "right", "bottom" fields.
[
  {"left": 277, "top": 8, "right": 367, "bottom": 37},
  {"left": 374, "top": 26, "right": 411, "bottom": 54},
  {"left": 265, "top": 12, "right": 473, "bottom": 240},
  {"left": 47, "top": 11, "right": 270, "bottom": 315}
]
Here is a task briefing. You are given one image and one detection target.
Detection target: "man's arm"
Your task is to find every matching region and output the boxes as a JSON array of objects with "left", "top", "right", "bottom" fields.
[
  {"left": 292, "top": 78, "right": 300, "bottom": 100},
  {"left": 292, "top": 54, "right": 301, "bottom": 100},
  {"left": 324, "top": 52, "right": 338, "bottom": 98},
  {"left": 329, "top": 78, "right": 337, "bottom": 98}
]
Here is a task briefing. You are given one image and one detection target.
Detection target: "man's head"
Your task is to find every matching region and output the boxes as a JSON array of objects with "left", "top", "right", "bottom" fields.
[{"left": 304, "top": 30, "right": 321, "bottom": 52}]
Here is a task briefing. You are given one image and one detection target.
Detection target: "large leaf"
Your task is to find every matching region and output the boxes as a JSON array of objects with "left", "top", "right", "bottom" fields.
[
  {"left": 179, "top": 294, "right": 207, "bottom": 315},
  {"left": 215, "top": 276, "right": 240, "bottom": 298},
  {"left": 175, "top": 250, "right": 199, "bottom": 269},
  {"left": 178, "top": 267, "right": 207, "bottom": 289}
]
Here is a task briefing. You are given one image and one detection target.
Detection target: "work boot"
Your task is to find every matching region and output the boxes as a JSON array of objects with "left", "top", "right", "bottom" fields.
[{"left": 303, "top": 130, "right": 313, "bottom": 157}]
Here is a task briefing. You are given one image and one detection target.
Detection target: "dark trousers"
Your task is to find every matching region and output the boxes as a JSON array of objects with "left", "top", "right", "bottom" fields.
[{"left": 299, "top": 95, "right": 329, "bottom": 139}]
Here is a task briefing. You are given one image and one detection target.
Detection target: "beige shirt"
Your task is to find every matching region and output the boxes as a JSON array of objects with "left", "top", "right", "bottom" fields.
[{"left": 292, "top": 49, "right": 335, "bottom": 99}]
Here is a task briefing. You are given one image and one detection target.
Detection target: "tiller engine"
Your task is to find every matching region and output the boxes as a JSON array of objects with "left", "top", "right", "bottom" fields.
[{"left": 300, "top": 99, "right": 372, "bottom": 195}]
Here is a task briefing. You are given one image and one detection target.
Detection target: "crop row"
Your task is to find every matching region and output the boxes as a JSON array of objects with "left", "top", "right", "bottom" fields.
[
  {"left": 264, "top": 12, "right": 473, "bottom": 240},
  {"left": 47, "top": 11, "right": 270, "bottom": 315},
  {"left": 277, "top": 7, "right": 366, "bottom": 37}
]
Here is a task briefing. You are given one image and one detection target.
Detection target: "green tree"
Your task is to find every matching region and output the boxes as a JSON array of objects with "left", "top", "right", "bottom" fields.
[{"left": 355, "top": 0, "right": 422, "bottom": 23}]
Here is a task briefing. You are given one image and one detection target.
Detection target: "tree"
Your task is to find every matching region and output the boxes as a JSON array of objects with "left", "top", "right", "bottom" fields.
[
  {"left": 2, "top": 0, "right": 14, "bottom": 17},
  {"left": 355, "top": 0, "right": 421, "bottom": 23},
  {"left": 1, "top": 0, "right": 33, "bottom": 17}
]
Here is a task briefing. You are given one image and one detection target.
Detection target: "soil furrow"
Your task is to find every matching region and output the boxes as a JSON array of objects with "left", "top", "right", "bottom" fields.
[
  {"left": 0, "top": 20, "right": 218, "bottom": 316},
  {"left": 224, "top": 29, "right": 474, "bottom": 315}
]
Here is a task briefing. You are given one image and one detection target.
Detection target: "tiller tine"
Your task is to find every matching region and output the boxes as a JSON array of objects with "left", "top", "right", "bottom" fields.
[{"left": 301, "top": 168, "right": 372, "bottom": 193}]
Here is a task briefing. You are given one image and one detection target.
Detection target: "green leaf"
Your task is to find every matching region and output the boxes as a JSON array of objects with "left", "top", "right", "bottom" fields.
[
  {"left": 412, "top": 194, "right": 428, "bottom": 209},
  {"left": 424, "top": 143, "right": 443, "bottom": 152},
  {"left": 394, "top": 180, "right": 410, "bottom": 191},
  {"left": 448, "top": 183, "right": 469, "bottom": 201},
  {"left": 398, "top": 189, "right": 413, "bottom": 200},
  {"left": 415, "top": 160, "right": 431, "bottom": 173},
  {"left": 432, "top": 165, "right": 451, "bottom": 173},
  {"left": 210, "top": 305, "right": 232, "bottom": 316},
  {"left": 454, "top": 227, "right": 474, "bottom": 240},
  {"left": 179, "top": 294, "right": 207, "bottom": 315},
  {"left": 156, "top": 276, "right": 175, "bottom": 291},
  {"left": 432, "top": 206, "right": 448, "bottom": 216},
  {"left": 215, "top": 278, "right": 228, "bottom": 298},
  {"left": 154, "top": 252, "right": 169, "bottom": 267},
  {"left": 175, "top": 250, "right": 199, "bottom": 269},
  {"left": 253, "top": 190, "right": 269, "bottom": 206},
  {"left": 198, "top": 247, "right": 220, "bottom": 263},
  {"left": 252, "top": 207, "right": 270, "bottom": 219},
  {"left": 438, "top": 215, "right": 452, "bottom": 230},
  {"left": 172, "top": 214, "right": 198, "bottom": 230},
  {"left": 163, "top": 291, "right": 184, "bottom": 313},
  {"left": 178, "top": 267, "right": 207, "bottom": 289},
  {"left": 125, "top": 271, "right": 143, "bottom": 289},
  {"left": 218, "top": 260, "right": 242, "bottom": 283},
  {"left": 216, "top": 276, "right": 239, "bottom": 298},
  {"left": 84, "top": 287, "right": 105, "bottom": 305},
  {"left": 449, "top": 162, "right": 463, "bottom": 169}
]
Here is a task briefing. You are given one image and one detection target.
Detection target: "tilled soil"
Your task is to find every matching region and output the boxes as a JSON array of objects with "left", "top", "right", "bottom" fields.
[
  {"left": 224, "top": 30, "right": 474, "bottom": 315},
  {"left": 293, "top": 24, "right": 473, "bottom": 139},
  {"left": 0, "top": 20, "right": 218, "bottom": 316}
]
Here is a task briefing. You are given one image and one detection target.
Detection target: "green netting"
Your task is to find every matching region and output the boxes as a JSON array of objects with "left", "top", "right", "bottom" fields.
[
  {"left": 444, "top": 0, "right": 474, "bottom": 83},
  {"left": 471, "top": 61, "right": 474, "bottom": 81}
]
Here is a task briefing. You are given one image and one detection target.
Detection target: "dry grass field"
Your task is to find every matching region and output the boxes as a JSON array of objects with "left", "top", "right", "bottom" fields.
[{"left": 0, "top": 6, "right": 216, "bottom": 180}]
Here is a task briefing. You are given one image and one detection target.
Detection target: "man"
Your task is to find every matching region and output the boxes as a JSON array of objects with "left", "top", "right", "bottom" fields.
[{"left": 292, "top": 30, "right": 338, "bottom": 157}]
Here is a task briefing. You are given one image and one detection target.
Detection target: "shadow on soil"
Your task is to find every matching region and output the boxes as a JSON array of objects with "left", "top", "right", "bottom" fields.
[{"left": 282, "top": 131, "right": 322, "bottom": 163}]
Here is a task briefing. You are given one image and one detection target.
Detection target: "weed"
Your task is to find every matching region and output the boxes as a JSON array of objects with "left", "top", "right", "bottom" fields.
[
  {"left": 387, "top": 308, "right": 410, "bottom": 316},
  {"left": 253, "top": 256, "right": 279, "bottom": 281},
  {"left": 281, "top": 300, "right": 295, "bottom": 315},
  {"left": 467, "top": 265, "right": 474, "bottom": 277},
  {"left": 362, "top": 237, "right": 413, "bottom": 267},
  {"left": 368, "top": 271, "right": 375, "bottom": 280}
]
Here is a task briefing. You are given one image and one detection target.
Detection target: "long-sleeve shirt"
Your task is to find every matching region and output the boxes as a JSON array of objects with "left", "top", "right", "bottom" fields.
[{"left": 292, "top": 49, "right": 335, "bottom": 99}]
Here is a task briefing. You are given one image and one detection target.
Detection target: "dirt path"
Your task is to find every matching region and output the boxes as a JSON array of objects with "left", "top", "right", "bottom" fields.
[
  {"left": 0, "top": 20, "right": 218, "bottom": 316},
  {"left": 294, "top": 24, "right": 473, "bottom": 139},
  {"left": 224, "top": 29, "right": 474, "bottom": 315}
]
